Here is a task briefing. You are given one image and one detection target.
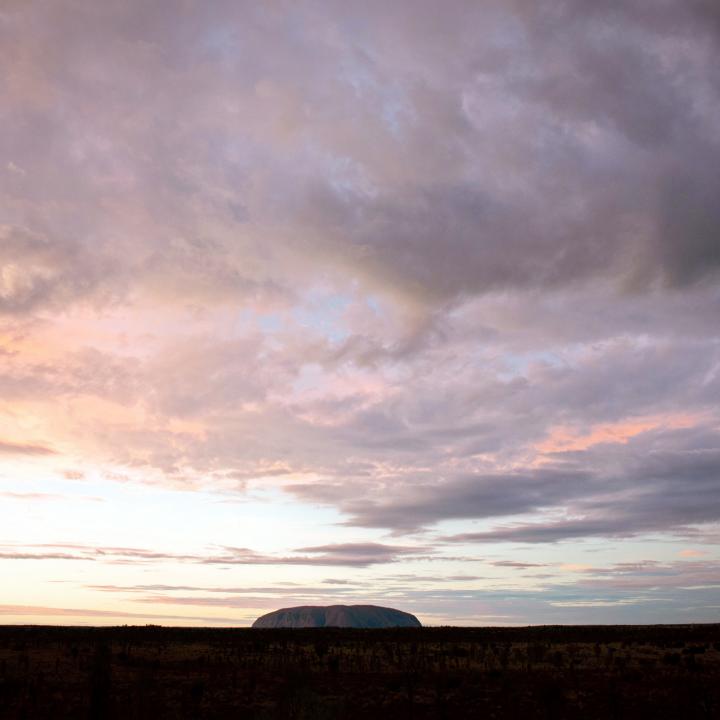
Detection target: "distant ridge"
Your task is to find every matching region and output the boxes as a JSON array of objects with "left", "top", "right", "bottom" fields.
[{"left": 252, "top": 604, "right": 422, "bottom": 628}]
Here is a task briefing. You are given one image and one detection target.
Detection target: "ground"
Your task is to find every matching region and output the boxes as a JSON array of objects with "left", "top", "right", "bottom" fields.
[{"left": 1, "top": 624, "right": 719, "bottom": 719}]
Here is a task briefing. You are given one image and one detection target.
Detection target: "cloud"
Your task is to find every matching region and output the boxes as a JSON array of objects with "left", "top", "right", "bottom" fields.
[
  {"left": 0, "top": 552, "right": 86, "bottom": 561},
  {"left": 289, "top": 425, "right": 720, "bottom": 539},
  {"left": 574, "top": 559, "right": 720, "bottom": 592},
  {"left": 0, "top": 603, "right": 240, "bottom": 624},
  {"left": 86, "top": 583, "right": 357, "bottom": 595},
  {"left": 291, "top": 542, "right": 425, "bottom": 565},
  {"left": 0, "top": 226, "right": 109, "bottom": 315},
  {"left": 76, "top": 558, "right": 720, "bottom": 625},
  {"left": 678, "top": 549, "right": 708, "bottom": 558},
  {"left": 1, "top": 0, "right": 719, "bottom": 623},
  {"left": 0, "top": 492, "right": 63, "bottom": 501},
  {"left": 0, "top": 541, "right": 426, "bottom": 567},
  {"left": 1, "top": 0, "right": 719, "bottom": 324},
  {"left": 290, "top": 468, "right": 590, "bottom": 531},
  {"left": 0, "top": 440, "right": 55, "bottom": 456}
]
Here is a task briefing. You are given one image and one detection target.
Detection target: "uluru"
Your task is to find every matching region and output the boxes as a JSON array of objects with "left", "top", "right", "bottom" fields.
[{"left": 252, "top": 604, "right": 422, "bottom": 629}]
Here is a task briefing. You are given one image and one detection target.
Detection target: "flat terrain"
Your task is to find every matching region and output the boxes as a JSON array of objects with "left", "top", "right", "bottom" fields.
[{"left": 1, "top": 624, "right": 719, "bottom": 719}]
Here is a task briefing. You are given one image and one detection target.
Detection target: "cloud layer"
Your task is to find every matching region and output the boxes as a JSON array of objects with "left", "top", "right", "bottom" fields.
[{"left": 1, "top": 0, "right": 719, "bottom": 624}]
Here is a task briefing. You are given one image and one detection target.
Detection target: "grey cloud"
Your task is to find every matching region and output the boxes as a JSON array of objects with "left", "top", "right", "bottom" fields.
[
  {"left": 290, "top": 468, "right": 593, "bottom": 531},
  {"left": 290, "top": 426, "right": 720, "bottom": 539},
  {"left": 578, "top": 560, "right": 720, "bottom": 591},
  {"left": 448, "top": 519, "right": 638, "bottom": 545},
  {"left": 1, "top": 0, "right": 718, "bottom": 480},
  {"left": 2, "top": 0, "right": 720, "bottom": 323},
  {"left": 491, "top": 561, "right": 548, "bottom": 569},
  {"left": 268, "top": 0, "right": 720, "bottom": 301},
  {"left": 217, "top": 542, "right": 427, "bottom": 567}
]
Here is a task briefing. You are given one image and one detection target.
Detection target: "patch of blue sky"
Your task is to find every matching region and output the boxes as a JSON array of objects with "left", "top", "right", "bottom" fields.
[
  {"left": 381, "top": 87, "right": 414, "bottom": 137},
  {"left": 256, "top": 312, "right": 283, "bottom": 333},
  {"left": 325, "top": 153, "right": 376, "bottom": 197},
  {"left": 292, "top": 290, "right": 353, "bottom": 343},
  {"left": 366, "top": 295, "right": 382, "bottom": 314},
  {"left": 499, "top": 349, "right": 570, "bottom": 379},
  {"left": 196, "top": 25, "right": 244, "bottom": 66},
  {"left": 338, "top": 49, "right": 377, "bottom": 100},
  {"left": 336, "top": 47, "right": 412, "bottom": 137}
]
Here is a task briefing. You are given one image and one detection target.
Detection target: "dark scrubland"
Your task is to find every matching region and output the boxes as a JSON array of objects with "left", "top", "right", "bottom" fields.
[{"left": 0, "top": 624, "right": 719, "bottom": 719}]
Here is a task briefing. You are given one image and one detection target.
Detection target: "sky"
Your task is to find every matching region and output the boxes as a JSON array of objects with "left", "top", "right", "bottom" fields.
[{"left": 1, "top": 0, "right": 719, "bottom": 627}]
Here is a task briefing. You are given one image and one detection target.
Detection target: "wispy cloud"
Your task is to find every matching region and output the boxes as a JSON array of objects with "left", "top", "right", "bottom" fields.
[
  {"left": 0, "top": 440, "right": 55, "bottom": 456},
  {"left": 0, "top": 604, "right": 240, "bottom": 624},
  {"left": 0, "top": 541, "right": 427, "bottom": 567}
]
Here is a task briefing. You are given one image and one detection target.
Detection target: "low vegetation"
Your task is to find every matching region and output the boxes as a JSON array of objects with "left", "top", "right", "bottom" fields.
[{"left": 1, "top": 624, "right": 719, "bottom": 718}]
